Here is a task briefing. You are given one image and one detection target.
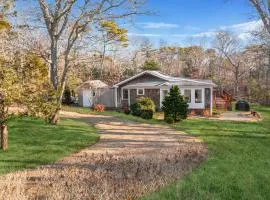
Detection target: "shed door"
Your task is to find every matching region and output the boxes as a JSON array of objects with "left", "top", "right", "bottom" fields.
[{"left": 83, "top": 90, "right": 93, "bottom": 107}]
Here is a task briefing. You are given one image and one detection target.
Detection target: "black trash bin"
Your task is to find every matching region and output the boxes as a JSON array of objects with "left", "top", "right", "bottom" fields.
[{"left": 235, "top": 100, "right": 250, "bottom": 111}]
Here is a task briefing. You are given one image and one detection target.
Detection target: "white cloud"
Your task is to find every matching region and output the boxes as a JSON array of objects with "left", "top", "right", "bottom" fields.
[
  {"left": 128, "top": 33, "right": 161, "bottom": 37},
  {"left": 192, "top": 31, "right": 216, "bottom": 38},
  {"left": 218, "top": 20, "right": 263, "bottom": 42},
  {"left": 172, "top": 31, "right": 216, "bottom": 38},
  {"left": 220, "top": 20, "right": 262, "bottom": 33},
  {"left": 139, "top": 22, "right": 179, "bottom": 29},
  {"left": 128, "top": 20, "right": 264, "bottom": 45}
]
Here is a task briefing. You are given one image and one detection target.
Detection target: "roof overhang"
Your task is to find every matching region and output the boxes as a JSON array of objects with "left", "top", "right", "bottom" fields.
[{"left": 113, "top": 70, "right": 217, "bottom": 88}]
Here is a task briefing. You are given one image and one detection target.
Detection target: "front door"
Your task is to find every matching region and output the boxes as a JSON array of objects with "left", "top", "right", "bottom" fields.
[{"left": 160, "top": 89, "right": 169, "bottom": 108}]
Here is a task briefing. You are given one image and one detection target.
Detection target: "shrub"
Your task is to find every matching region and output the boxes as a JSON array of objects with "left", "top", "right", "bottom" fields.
[
  {"left": 164, "top": 116, "right": 174, "bottom": 124},
  {"left": 93, "top": 104, "right": 105, "bottom": 112},
  {"left": 162, "top": 85, "right": 188, "bottom": 123},
  {"left": 130, "top": 97, "right": 156, "bottom": 119},
  {"left": 123, "top": 105, "right": 131, "bottom": 115},
  {"left": 63, "top": 87, "right": 72, "bottom": 105},
  {"left": 130, "top": 103, "right": 142, "bottom": 116},
  {"left": 137, "top": 97, "right": 156, "bottom": 112},
  {"left": 140, "top": 110, "right": 154, "bottom": 119}
]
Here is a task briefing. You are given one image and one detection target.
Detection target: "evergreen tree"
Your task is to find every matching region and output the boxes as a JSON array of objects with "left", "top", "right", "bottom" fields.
[
  {"left": 162, "top": 85, "right": 188, "bottom": 123},
  {"left": 142, "top": 59, "right": 160, "bottom": 71}
]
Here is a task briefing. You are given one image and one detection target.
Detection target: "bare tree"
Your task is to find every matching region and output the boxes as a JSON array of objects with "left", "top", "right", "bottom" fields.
[
  {"left": 214, "top": 31, "right": 247, "bottom": 98},
  {"left": 37, "top": 0, "right": 146, "bottom": 124},
  {"left": 249, "top": 0, "right": 270, "bottom": 104}
]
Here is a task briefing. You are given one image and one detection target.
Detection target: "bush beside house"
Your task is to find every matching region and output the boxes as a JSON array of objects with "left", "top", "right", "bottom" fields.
[
  {"left": 130, "top": 97, "right": 155, "bottom": 119},
  {"left": 162, "top": 85, "right": 188, "bottom": 123}
]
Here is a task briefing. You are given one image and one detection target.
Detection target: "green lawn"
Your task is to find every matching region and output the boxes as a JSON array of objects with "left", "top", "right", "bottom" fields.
[
  {"left": 0, "top": 117, "right": 99, "bottom": 175},
  {"left": 62, "top": 105, "right": 164, "bottom": 124},
  {"left": 142, "top": 105, "right": 270, "bottom": 200},
  {"left": 63, "top": 105, "right": 270, "bottom": 199}
]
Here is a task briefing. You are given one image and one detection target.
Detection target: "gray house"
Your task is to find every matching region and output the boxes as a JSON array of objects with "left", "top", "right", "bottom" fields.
[{"left": 113, "top": 71, "right": 216, "bottom": 116}]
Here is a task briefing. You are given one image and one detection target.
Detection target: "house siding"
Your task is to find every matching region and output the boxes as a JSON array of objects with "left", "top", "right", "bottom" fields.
[
  {"left": 127, "top": 88, "right": 160, "bottom": 109},
  {"left": 117, "top": 73, "right": 165, "bottom": 107},
  {"left": 145, "top": 89, "right": 160, "bottom": 109}
]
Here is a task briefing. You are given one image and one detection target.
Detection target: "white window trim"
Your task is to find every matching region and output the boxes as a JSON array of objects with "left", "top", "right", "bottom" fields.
[
  {"left": 122, "top": 88, "right": 129, "bottom": 100},
  {"left": 137, "top": 88, "right": 145, "bottom": 95}
]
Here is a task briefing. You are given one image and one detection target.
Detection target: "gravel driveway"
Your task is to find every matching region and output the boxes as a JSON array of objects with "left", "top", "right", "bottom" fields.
[{"left": 0, "top": 111, "right": 207, "bottom": 200}]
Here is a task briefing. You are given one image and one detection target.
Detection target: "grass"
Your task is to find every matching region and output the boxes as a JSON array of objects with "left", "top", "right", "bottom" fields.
[
  {"left": 62, "top": 105, "right": 164, "bottom": 124},
  {"left": 63, "top": 104, "right": 270, "bottom": 199},
  {"left": 0, "top": 117, "right": 99, "bottom": 175},
  {"left": 141, "top": 104, "right": 270, "bottom": 200}
]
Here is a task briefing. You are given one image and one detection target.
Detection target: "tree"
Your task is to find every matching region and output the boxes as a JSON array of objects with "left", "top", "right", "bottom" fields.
[
  {"left": 37, "top": 0, "right": 145, "bottom": 124},
  {"left": 0, "top": 0, "right": 17, "bottom": 151},
  {"left": 142, "top": 59, "right": 160, "bottom": 70},
  {"left": 0, "top": 0, "right": 14, "bottom": 30},
  {"left": 0, "top": 59, "right": 20, "bottom": 151},
  {"left": 179, "top": 46, "right": 205, "bottom": 78},
  {"left": 98, "top": 20, "right": 128, "bottom": 78},
  {"left": 249, "top": 0, "right": 270, "bottom": 104},
  {"left": 19, "top": 54, "right": 58, "bottom": 121},
  {"left": 214, "top": 31, "right": 247, "bottom": 98},
  {"left": 249, "top": 0, "right": 270, "bottom": 35},
  {"left": 162, "top": 85, "right": 188, "bottom": 123},
  {"left": 63, "top": 87, "right": 72, "bottom": 105}
]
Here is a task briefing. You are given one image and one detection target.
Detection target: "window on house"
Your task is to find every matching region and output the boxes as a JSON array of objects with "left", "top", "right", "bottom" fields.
[
  {"left": 195, "top": 89, "right": 202, "bottom": 103},
  {"left": 122, "top": 89, "right": 129, "bottom": 100},
  {"left": 184, "top": 90, "right": 191, "bottom": 103},
  {"left": 137, "top": 88, "right": 144, "bottom": 95}
]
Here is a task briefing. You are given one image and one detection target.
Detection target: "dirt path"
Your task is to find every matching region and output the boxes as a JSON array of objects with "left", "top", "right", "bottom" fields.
[{"left": 0, "top": 111, "right": 207, "bottom": 200}]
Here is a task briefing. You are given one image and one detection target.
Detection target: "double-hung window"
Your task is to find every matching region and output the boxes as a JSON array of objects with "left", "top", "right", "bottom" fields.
[{"left": 122, "top": 89, "right": 129, "bottom": 100}]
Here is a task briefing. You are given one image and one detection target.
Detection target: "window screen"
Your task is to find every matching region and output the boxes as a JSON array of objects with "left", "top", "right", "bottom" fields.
[
  {"left": 195, "top": 89, "right": 202, "bottom": 103},
  {"left": 184, "top": 90, "right": 191, "bottom": 103}
]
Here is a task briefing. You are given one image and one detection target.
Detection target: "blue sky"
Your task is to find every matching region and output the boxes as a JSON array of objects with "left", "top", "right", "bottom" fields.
[
  {"left": 125, "top": 0, "right": 261, "bottom": 47},
  {"left": 16, "top": 0, "right": 261, "bottom": 47}
]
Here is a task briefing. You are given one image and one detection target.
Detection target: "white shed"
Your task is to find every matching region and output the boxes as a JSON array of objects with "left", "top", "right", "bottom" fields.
[
  {"left": 76, "top": 80, "right": 108, "bottom": 107},
  {"left": 76, "top": 80, "right": 116, "bottom": 108}
]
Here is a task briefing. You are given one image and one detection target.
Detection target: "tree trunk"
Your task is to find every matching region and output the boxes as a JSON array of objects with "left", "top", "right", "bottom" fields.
[
  {"left": 1, "top": 124, "right": 8, "bottom": 151},
  {"left": 50, "top": 110, "right": 60, "bottom": 125},
  {"left": 49, "top": 60, "right": 68, "bottom": 125},
  {"left": 50, "top": 38, "right": 58, "bottom": 90}
]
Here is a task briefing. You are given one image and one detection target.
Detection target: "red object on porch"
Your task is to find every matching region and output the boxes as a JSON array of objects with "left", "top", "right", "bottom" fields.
[{"left": 214, "top": 89, "right": 232, "bottom": 111}]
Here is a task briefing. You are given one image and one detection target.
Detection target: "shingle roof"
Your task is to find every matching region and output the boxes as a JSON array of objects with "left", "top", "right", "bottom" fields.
[
  {"left": 76, "top": 80, "right": 108, "bottom": 91},
  {"left": 114, "top": 71, "right": 216, "bottom": 87}
]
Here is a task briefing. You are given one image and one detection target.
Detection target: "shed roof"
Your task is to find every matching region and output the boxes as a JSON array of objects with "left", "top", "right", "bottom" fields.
[{"left": 76, "top": 80, "right": 108, "bottom": 91}]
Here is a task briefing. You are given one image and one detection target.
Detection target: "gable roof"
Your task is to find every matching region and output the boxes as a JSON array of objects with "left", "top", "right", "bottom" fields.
[
  {"left": 76, "top": 80, "right": 108, "bottom": 91},
  {"left": 113, "top": 70, "right": 216, "bottom": 87}
]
